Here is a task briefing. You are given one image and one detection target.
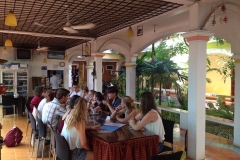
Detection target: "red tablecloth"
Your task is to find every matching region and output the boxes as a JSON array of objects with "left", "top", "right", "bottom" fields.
[{"left": 88, "top": 131, "right": 159, "bottom": 160}]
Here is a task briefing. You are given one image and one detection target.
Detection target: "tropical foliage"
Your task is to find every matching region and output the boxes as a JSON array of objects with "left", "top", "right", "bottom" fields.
[
  {"left": 138, "top": 59, "right": 187, "bottom": 105},
  {"left": 135, "top": 34, "right": 189, "bottom": 104},
  {"left": 217, "top": 56, "right": 235, "bottom": 83}
]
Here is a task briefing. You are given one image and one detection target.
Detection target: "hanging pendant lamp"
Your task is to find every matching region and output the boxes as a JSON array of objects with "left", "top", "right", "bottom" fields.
[
  {"left": 43, "top": 58, "right": 47, "bottom": 63},
  {"left": 2, "top": 47, "right": 8, "bottom": 54},
  {"left": 126, "top": 26, "right": 134, "bottom": 38},
  {"left": 5, "top": 10, "right": 17, "bottom": 26},
  {"left": 84, "top": 43, "right": 89, "bottom": 52},
  {"left": 5, "top": 38, "right": 13, "bottom": 47},
  {"left": 82, "top": 43, "right": 91, "bottom": 57},
  {"left": 65, "top": 55, "right": 68, "bottom": 60}
]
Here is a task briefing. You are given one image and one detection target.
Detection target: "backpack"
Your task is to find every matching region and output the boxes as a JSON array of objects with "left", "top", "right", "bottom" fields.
[{"left": 4, "top": 126, "right": 23, "bottom": 147}]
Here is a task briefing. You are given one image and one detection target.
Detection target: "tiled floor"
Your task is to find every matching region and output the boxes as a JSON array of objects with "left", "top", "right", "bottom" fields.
[
  {"left": 1, "top": 112, "right": 240, "bottom": 160},
  {"left": 171, "top": 124, "right": 240, "bottom": 160}
]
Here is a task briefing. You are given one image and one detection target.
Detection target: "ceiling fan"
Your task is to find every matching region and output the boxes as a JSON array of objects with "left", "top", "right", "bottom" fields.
[
  {"left": 34, "top": 7, "right": 95, "bottom": 34},
  {"left": 36, "top": 40, "right": 49, "bottom": 52},
  {"left": 63, "top": 9, "right": 95, "bottom": 33}
]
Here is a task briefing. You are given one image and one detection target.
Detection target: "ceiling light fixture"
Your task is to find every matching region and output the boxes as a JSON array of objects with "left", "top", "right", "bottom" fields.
[
  {"left": 5, "top": 10, "right": 17, "bottom": 26},
  {"left": 126, "top": 26, "right": 134, "bottom": 38},
  {"left": 64, "top": 55, "right": 68, "bottom": 60},
  {"left": 84, "top": 43, "right": 90, "bottom": 52},
  {"left": 2, "top": 47, "right": 8, "bottom": 54},
  {"left": 82, "top": 43, "right": 91, "bottom": 57},
  {"left": 5, "top": 38, "right": 13, "bottom": 47},
  {"left": 43, "top": 58, "right": 47, "bottom": 63}
]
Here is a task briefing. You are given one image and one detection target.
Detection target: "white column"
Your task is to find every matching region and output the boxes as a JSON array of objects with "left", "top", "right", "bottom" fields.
[
  {"left": 92, "top": 53, "right": 104, "bottom": 92},
  {"left": 183, "top": 30, "right": 213, "bottom": 160},
  {"left": 86, "top": 65, "right": 94, "bottom": 90},
  {"left": 232, "top": 55, "right": 240, "bottom": 147},
  {"left": 125, "top": 63, "right": 136, "bottom": 99}
]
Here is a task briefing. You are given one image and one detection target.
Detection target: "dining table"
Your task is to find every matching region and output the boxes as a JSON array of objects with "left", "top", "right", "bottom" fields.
[{"left": 86, "top": 113, "right": 159, "bottom": 160}]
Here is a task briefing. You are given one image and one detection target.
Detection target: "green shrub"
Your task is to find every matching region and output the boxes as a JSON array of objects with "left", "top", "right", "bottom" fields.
[
  {"left": 206, "top": 121, "right": 233, "bottom": 140},
  {"left": 206, "top": 100, "right": 234, "bottom": 120},
  {"left": 161, "top": 110, "right": 180, "bottom": 124}
]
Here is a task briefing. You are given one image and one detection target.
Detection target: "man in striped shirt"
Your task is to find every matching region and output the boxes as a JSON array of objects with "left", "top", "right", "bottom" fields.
[{"left": 42, "top": 88, "right": 70, "bottom": 130}]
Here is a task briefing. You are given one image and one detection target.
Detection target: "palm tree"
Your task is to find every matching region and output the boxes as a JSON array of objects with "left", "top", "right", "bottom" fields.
[
  {"left": 139, "top": 58, "right": 187, "bottom": 105},
  {"left": 135, "top": 52, "right": 149, "bottom": 100}
]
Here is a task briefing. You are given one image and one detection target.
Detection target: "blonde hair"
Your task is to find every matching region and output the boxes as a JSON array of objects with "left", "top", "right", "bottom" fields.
[
  {"left": 122, "top": 96, "right": 136, "bottom": 113},
  {"left": 66, "top": 97, "right": 87, "bottom": 129}
]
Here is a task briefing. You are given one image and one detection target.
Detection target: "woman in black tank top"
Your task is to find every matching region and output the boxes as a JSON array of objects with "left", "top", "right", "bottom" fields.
[{"left": 93, "top": 92, "right": 108, "bottom": 112}]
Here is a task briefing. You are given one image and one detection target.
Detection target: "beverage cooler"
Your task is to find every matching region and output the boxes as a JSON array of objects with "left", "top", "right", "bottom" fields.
[{"left": 0, "top": 69, "right": 29, "bottom": 97}]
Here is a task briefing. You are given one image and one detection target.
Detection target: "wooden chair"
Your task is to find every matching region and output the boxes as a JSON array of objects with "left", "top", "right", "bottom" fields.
[
  {"left": 160, "top": 119, "right": 175, "bottom": 153},
  {"left": 26, "top": 96, "right": 34, "bottom": 109},
  {"left": 25, "top": 105, "right": 31, "bottom": 142},
  {"left": 36, "top": 117, "right": 47, "bottom": 160},
  {"left": 185, "top": 130, "right": 188, "bottom": 155},
  {"left": 53, "top": 131, "right": 71, "bottom": 160},
  {"left": 150, "top": 151, "right": 183, "bottom": 160},
  {"left": 28, "top": 112, "right": 38, "bottom": 158},
  {"left": 2, "top": 95, "right": 15, "bottom": 118},
  {"left": 47, "top": 124, "right": 56, "bottom": 160}
]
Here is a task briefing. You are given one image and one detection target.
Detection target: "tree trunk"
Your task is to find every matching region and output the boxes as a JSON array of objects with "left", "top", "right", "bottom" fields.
[
  {"left": 136, "top": 76, "right": 140, "bottom": 100},
  {"left": 159, "top": 77, "right": 162, "bottom": 105},
  {"left": 150, "top": 74, "right": 154, "bottom": 93},
  {"left": 150, "top": 43, "right": 155, "bottom": 93},
  {"left": 151, "top": 43, "right": 155, "bottom": 61}
]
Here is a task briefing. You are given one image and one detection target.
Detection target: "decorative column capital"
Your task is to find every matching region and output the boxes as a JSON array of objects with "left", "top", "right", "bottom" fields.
[
  {"left": 125, "top": 62, "right": 136, "bottom": 68},
  {"left": 232, "top": 55, "right": 240, "bottom": 63},
  {"left": 183, "top": 30, "right": 214, "bottom": 42},
  {"left": 92, "top": 53, "right": 105, "bottom": 58},
  {"left": 86, "top": 65, "right": 94, "bottom": 70}
]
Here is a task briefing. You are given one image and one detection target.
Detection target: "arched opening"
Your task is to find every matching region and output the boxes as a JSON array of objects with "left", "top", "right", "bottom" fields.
[
  {"left": 98, "top": 39, "right": 130, "bottom": 62},
  {"left": 67, "top": 49, "right": 89, "bottom": 87}
]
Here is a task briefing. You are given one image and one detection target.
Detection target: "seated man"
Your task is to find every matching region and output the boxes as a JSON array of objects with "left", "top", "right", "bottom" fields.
[
  {"left": 69, "top": 83, "right": 82, "bottom": 98},
  {"left": 105, "top": 86, "right": 121, "bottom": 113},
  {"left": 30, "top": 86, "right": 45, "bottom": 113},
  {"left": 42, "top": 88, "right": 70, "bottom": 131}
]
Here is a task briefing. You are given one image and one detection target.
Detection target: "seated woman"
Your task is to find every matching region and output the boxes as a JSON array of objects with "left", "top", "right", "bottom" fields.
[
  {"left": 30, "top": 86, "right": 45, "bottom": 113},
  {"left": 110, "top": 96, "right": 138, "bottom": 123},
  {"left": 129, "top": 92, "right": 165, "bottom": 153},
  {"left": 68, "top": 95, "right": 80, "bottom": 109},
  {"left": 61, "top": 95, "right": 99, "bottom": 131},
  {"left": 61, "top": 97, "right": 98, "bottom": 160},
  {"left": 90, "top": 92, "right": 108, "bottom": 112},
  {"left": 59, "top": 95, "right": 80, "bottom": 133},
  {"left": 81, "top": 86, "right": 89, "bottom": 101},
  {"left": 87, "top": 90, "right": 95, "bottom": 110},
  {"left": 37, "top": 89, "right": 54, "bottom": 118}
]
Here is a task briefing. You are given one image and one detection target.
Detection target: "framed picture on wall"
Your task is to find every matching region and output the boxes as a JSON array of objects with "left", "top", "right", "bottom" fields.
[
  {"left": 137, "top": 25, "right": 143, "bottom": 36},
  {"left": 106, "top": 65, "right": 113, "bottom": 70},
  {"left": 47, "top": 50, "right": 65, "bottom": 59}
]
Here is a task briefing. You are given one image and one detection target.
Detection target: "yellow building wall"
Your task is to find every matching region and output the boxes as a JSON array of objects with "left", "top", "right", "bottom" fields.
[{"left": 206, "top": 53, "right": 231, "bottom": 95}]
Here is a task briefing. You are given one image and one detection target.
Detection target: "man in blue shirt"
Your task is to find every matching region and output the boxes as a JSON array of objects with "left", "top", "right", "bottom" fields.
[{"left": 106, "top": 86, "right": 121, "bottom": 109}]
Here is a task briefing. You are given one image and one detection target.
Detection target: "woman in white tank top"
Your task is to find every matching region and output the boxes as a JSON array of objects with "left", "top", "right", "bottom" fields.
[
  {"left": 61, "top": 97, "right": 95, "bottom": 160},
  {"left": 129, "top": 92, "right": 165, "bottom": 153}
]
